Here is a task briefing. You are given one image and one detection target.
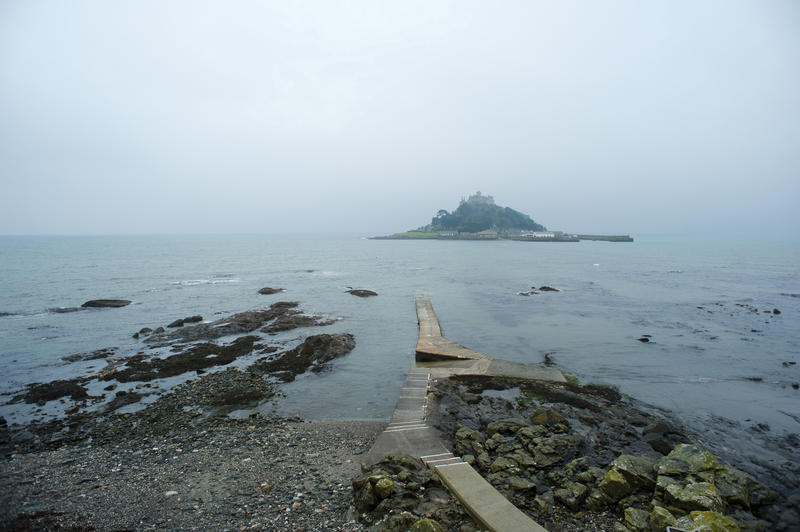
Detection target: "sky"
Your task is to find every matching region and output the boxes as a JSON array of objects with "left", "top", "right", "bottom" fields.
[{"left": 1, "top": 1, "right": 798, "bottom": 236}]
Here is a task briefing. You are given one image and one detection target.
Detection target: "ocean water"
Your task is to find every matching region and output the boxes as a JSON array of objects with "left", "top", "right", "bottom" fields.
[{"left": 0, "top": 234, "right": 798, "bottom": 442}]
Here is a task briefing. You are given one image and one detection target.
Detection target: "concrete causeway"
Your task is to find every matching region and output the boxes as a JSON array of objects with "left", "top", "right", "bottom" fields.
[{"left": 363, "top": 292, "right": 559, "bottom": 532}]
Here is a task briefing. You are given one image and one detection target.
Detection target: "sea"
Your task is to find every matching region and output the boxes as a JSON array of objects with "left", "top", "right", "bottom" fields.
[{"left": 0, "top": 234, "right": 798, "bottom": 452}]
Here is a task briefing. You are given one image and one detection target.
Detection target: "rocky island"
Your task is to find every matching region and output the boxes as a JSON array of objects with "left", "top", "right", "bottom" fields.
[{"left": 372, "top": 191, "right": 633, "bottom": 242}]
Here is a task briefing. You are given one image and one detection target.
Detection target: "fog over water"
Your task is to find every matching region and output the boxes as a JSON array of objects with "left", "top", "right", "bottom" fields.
[{"left": 1, "top": 1, "right": 798, "bottom": 236}]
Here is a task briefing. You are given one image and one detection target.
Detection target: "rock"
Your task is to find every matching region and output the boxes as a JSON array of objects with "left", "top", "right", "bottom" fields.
[
  {"left": 454, "top": 425, "right": 486, "bottom": 457},
  {"left": 529, "top": 407, "right": 568, "bottom": 427},
  {"left": 82, "top": 299, "right": 131, "bottom": 308},
  {"left": 183, "top": 315, "right": 202, "bottom": 323},
  {"left": 623, "top": 507, "right": 650, "bottom": 531},
  {"left": 599, "top": 469, "right": 632, "bottom": 501},
  {"left": 410, "top": 518, "right": 444, "bottom": 532},
  {"left": 167, "top": 319, "right": 185, "bottom": 328},
  {"left": 657, "top": 444, "right": 722, "bottom": 476},
  {"left": 772, "top": 308, "right": 781, "bottom": 315},
  {"left": 105, "top": 336, "right": 260, "bottom": 382},
  {"left": 637, "top": 337, "right": 650, "bottom": 343},
  {"left": 258, "top": 287, "right": 284, "bottom": 295},
  {"left": 374, "top": 477, "right": 395, "bottom": 499},
  {"left": 674, "top": 511, "right": 741, "bottom": 532},
  {"left": 554, "top": 481, "right": 588, "bottom": 510},
  {"left": 539, "top": 286, "right": 559, "bottom": 292},
  {"left": 15, "top": 379, "right": 89, "bottom": 404},
  {"left": 610, "top": 454, "right": 657, "bottom": 491},
  {"left": 487, "top": 417, "right": 528, "bottom": 435},
  {"left": 649, "top": 505, "right": 677, "bottom": 531},
  {"left": 585, "top": 488, "right": 614, "bottom": 511},
  {"left": 664, "top": 482, "right": 724, "bottom": 513},
  {"left": 11, "top": 430, "right": 36, "bottom": 443},
  {"left": 346, "top": 289, "right": 378, "bottom": 297},
  {"left": 249, "top": 333, "right": 355, "bottom": 382},
  {"left": 643, "top": 432, "right": 676, "bottom": 455}
]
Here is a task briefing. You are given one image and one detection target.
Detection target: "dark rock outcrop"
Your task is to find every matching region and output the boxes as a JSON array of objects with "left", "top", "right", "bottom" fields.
[
  {"left": 250, "top": 333, "right": 355, "bottom": 382},
  {"left": 143, "top": 302, "right": 309, "bottom": 344},
  {"left": 102, "top": 336, "right": 260, "bottom": 382},
  {"left": 167, "top": 315, "right": 203, "bottom": 328},
  {"left": 14, "top": 379, "right": 89, "bottom": 404},
  {"left": 346, "top": 289, "right": 378, "bottom": 297},
  {"left": 82, "top": 299, "right": 131, "bottom": 308},
  {"left": 258, "top": 287, "right": 285, "bottom": 295}
]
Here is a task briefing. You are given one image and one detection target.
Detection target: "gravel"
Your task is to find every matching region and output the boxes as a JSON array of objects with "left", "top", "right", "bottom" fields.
[{"left": 1, "top": 419, "right": 383, "bottom": 531}]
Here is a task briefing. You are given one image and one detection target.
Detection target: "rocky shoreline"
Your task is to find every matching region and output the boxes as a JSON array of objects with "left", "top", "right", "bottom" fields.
[
  {"left": 1, "top": 297, "right": 798, "bottom": 531},
  {"left": 352, "top": 374, "right": 799, "bottom": 531}
]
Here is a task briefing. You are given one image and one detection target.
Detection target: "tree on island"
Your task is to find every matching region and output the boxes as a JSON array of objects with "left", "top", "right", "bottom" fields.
[{"left": 420, "top": 192, "right": 545, "bottom": 233}]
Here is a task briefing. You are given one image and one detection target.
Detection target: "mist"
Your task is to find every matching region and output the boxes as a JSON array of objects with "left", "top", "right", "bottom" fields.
[{"left": 1, "top": 1, "right": 798, "bottom": 236}]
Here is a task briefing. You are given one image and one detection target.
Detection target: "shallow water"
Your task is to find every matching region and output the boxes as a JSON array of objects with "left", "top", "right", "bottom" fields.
[{"left": 0, "top": 234, "right": 798, "bottom": 443}]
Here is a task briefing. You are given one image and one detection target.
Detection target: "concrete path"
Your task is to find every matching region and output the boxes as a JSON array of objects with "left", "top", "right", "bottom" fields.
[
  {"left": 362, "top": 293, "right": 557, "bottom": 531},
  {"left": 415, "top": 292, "right": 566, "bottom": 384}
]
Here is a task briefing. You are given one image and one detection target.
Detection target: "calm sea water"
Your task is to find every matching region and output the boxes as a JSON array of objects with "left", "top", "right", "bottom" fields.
[{"left": 0, "top": 234, "right": 798, "bottom": 441}]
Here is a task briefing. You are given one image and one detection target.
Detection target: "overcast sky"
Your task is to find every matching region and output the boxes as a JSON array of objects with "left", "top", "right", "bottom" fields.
[{"left": 1, "top": 1, "right": 798, "bottom": 236}]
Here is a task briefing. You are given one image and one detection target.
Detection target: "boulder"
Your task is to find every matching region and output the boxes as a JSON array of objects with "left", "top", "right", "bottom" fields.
[
  {"left": 530, "top": 407, "right": 568, "bottom": 427},
  {"left": 599, "top": 469, "right": 632, "bottom": 501},
  {"left": 258, "top": 287, "right": 284, "bottom": 295},
  {"left": 657, "top": 444, "right": 723, "bottom": 476},
  {"left": 346, "top": 289, "right": 378, "bottom": 297},
  {"left": 610, "top": 454, "right": 657, "bottom": 491},
  {"left": 649, "top": 506, "right": 677, "bottom": 531},
  {"left": 374, "top": 477, "right": 395, "bottom": 499},
  {"left": 554, "top": 481, "right": 589, "bottom": 510},
  {"left": 664, "top": 482, "right": 725, "bottom": 513},
  {"left": 674, "top": 511, "right": 741, "bottom": 532},
  {"left": 82, "top": 299, "right": 131, "bottom": 308},
  {"left": 624, "top": 507, "right": 650, "bottom": 531}
]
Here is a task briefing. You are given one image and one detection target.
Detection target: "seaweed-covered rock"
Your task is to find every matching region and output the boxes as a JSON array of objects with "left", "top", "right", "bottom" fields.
[
  {"left": 664, "top": 482, "right": 725, "bottom": 513},
  {"left": 674, "top": 511, "right": 741, "bottom": 531},
  {"left": 487, "top": 417, "right": 529, "bottom": 435},
  {"left": 409, "top": 518, "right": 444, "bottom": 532},
  {"left": 600, "top": 469, "right": 632, "bottom": 501},
  {"left": 352, "top": 453, "right": 477, "bottom": 530},
  {"left": 610, "top": 454, "right": 657, "bottom": 491},
  {"left": 649, "top": 505, "right": 677, "bottom": 531},
  {"left": 250, "top": 333, "right": 355, "bottom": 382},
  {"left": 530, "top": 407, "right": 568, "bottom": 427},
  {"left": 554, "top": 481, "right": 589, "bottom": 510},
  {"left": 623, "top": 507, "right": 650, "bottom": 531}
]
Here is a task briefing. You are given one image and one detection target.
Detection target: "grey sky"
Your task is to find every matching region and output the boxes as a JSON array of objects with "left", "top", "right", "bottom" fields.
[{"left": 1, "top": 1, "right": 798, "bottom": 236}]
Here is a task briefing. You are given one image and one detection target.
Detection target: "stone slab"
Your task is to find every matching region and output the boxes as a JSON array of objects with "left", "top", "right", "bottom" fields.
[{"left": 434, "top": 462, "right": 548, "bottom": 532}]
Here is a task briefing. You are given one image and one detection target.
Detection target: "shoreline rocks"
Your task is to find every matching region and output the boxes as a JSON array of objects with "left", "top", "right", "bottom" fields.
[{"left": 412, "top": 373, "right": 797, "bottom": 532}]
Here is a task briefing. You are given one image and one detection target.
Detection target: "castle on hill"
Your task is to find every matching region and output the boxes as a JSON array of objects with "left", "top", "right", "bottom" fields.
[{"left": 460, "top": 191, "right": 494, "bottom": 206}]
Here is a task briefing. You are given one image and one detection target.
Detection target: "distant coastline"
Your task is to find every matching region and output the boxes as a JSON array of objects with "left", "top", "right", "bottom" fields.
[{"left": 370, "top": 231, "right": 633, "bottom": 242}]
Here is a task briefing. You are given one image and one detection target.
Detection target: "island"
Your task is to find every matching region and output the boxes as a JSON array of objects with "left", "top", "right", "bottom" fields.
[{"left": 371, "top": 192, "right": 633, "bottom": 242}]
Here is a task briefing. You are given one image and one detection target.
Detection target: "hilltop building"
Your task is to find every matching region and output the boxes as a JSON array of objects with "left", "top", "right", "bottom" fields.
[{"left": 460, "top": 191, "right": 495, "bottom": 206}]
